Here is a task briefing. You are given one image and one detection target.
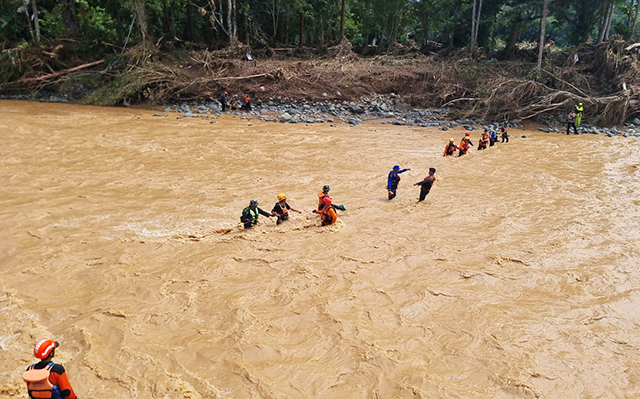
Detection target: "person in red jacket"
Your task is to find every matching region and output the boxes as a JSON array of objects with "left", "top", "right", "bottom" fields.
[{"left": 23, "top": 340, "right": 77, "bottom": 399}]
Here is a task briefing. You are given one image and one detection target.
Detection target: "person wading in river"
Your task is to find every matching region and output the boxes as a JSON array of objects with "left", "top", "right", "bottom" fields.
[
  {"left": 272, "top": 193, "right": 301, "bottom": 225},
  {"left": 387, "top": 165, "right": 410, "bottom": 200},
  {"left": 23, "top": 340, "right": 78, "bottom": 399},
  {"left": 241, "top": 200, "right": 275, "bottom": 229},
  {"left": 414, "top": 168, "right": 436, "bottom": 202},
  {"left": 443, "top": 138, "right": 458, "bottom": 156},
  {"left": 478, "top": 130, "right": 489, "bottom": 150},
  {"left": 317, "top": 185, "right": 346, "bottom": 212},
  {"left": 458, "top": 137, "right": 471, "bottom": 156},
  {"left": 314, "top": 196, "right": 338, "bottom": 226}
]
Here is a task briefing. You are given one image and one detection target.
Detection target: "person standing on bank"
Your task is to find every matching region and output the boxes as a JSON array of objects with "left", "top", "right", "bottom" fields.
[
  {"left": 387, "top": 165, "right": 410, "bottom": 200},
  {"left": 567, "top": 111, "right": 578, "bottom": 134},
  {"left": 23, "top": 340, "right": 78, "bottom": 399},
  {"left": 414, "top": 168, "right": 436, "bottom": 202},
  {"left": 220, "top": 91, "right": 230, "bottom": 111}
]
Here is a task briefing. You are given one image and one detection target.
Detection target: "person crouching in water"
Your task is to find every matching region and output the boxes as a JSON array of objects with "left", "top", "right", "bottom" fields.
[
  {"left": 241, "top": 199, "right": 275, "bottom": 229},
  {"left": 387, "top": 164, "right": 410, "bottom": 200},
  {"left": 414, "top": 168, "right": 436, "bottom": 202},
  {"left": 458, "top": 136, "right": 471, "bottom": 156},
  {"left": 315, "top": 196, "right": 338, "bottom": 226},
  {"left": 478, "top": 130, "right": 489, "bottom": 150},
  {"left": 272, "top": 193, "right": 301, "bottom": 225},
  {"left": 443, "top": 138, "right": 458, "bottom": 156}
]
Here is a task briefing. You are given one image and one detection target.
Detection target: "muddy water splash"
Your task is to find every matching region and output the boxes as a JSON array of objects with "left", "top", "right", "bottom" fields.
[{"left": 1, "top": 100, "right": 640, "bottom": 398}]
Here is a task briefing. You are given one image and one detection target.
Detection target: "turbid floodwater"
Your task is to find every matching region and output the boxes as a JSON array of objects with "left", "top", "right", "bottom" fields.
[{"left": 1, "top": 100, "right": 640, "bottom": 398}]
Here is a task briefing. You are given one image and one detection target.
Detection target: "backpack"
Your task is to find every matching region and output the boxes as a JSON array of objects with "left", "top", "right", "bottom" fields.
[{"left": 23, "top": 363, "right": 59, "bottom": 399}]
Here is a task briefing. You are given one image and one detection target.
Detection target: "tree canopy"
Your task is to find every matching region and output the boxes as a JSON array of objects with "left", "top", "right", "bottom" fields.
[{"left": 0, "top": 0, "right": 638, "bottom": 54}]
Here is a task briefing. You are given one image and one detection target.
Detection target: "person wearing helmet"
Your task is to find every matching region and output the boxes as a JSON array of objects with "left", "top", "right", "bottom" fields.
[
  {"left": 23, "top": 340, "right": 77, "bottom": 399},
  {"left": 220, "top": 91, "right": 230, "bottom": 111},
  {"left": 241, "top": 199, "right": 275, "bottom": 229},
  {"left": 414, "top": 168, "right": 436, "bottom": 202},
  {"left": 489, "top": 126, "right": 498, "bottom": 146},
  {"left": 314, "top": 196, "right": 338, "bottom": 226},
  {"left": 478, "top": 130, "right": 489, "bottom": 150},
  {"left": 317, "top": 185, "right": 346, "bottom": 212},
  {"left": 444, "top": 138, "right": 458, "bottom": 156},
  {"left": 458, "top": 136, "right": 471, "bottom": 156},
  {"left": 461, "top": 132, "right": 474, "bottom": 146},
  {"left": 575, "top": 102, "right": 584, "bottom": 127},
  {"left": 241, "top": 93, "right": 252, "bottom": 111},
  {"left": 387, "top": 165, "right": 411, "bottom": 200},
  {"left": 272, "top": 193, "right": 301, "bottom": 225}
]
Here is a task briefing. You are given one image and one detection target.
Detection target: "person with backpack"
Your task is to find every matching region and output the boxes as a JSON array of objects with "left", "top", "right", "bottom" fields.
[
  {"left": 241, "top": 199, "right": 275, "bottom": 229},
  {"left": 23, "top": 340, "right": 77, "bottom": 399}
]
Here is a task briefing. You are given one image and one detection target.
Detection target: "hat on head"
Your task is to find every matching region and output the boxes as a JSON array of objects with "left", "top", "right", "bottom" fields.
[
  {"left": 250, "top": 199, "right": 259, "bottom": 206},
  {"left": 465, "top": 132, "right": 470, "bottom": 136},
  {"left": 393, "top": 165, "right": 400, "bottom": 170},
  {"left": 429, "top": 167, "right": 436, "bottom": 173},
  {"left": 34, "top": 340, "right": 58, "bottom": 359},
  {"left": 322, "top": 184, "right": 330, "bottom": 192}
]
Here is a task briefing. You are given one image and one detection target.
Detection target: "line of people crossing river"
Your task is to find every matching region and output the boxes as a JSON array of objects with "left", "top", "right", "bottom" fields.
[{"left": 241, "top": 124, "right": 509, "bottom": 229}]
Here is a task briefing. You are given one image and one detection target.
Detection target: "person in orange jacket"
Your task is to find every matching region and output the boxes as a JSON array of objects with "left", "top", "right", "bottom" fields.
[
  {"left": 458, "top": 136, "right": 471, "bottom": 156},
  {"left": 443, "top": 138, "right": 458, "bottom": 156},
  {"left": 478, "top": 130, "right": 489, "bottom": 150},
  {"left": 317, "top": 185, "right": 346, "bottom": 212},
  {"left": 23, "top": 340, "right": 78, "bottom": 399},
  {"left": 315, "top": 196, "right": 338, "bottom": 225}
]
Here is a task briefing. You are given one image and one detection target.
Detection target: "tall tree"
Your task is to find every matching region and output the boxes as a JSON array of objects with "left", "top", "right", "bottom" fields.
[{"left": 537, "top": 0, "right": 548, "bottom": 70}]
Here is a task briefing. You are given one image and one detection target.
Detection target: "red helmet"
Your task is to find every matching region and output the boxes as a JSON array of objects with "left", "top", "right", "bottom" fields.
[
  {"left": 34, "top": 340, "right": 58, "bottom": 359},
  {"left": 323, "top": 197, "right": 332, "bottom": 206}
]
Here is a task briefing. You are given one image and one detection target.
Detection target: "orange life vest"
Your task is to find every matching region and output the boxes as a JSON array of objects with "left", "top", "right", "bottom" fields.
[{"left": 23, "top": 363, "right": 54, "bottom": 399}]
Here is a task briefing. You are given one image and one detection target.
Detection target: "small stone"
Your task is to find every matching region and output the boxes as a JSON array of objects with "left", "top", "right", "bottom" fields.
[
  {"left": 633, "top": 118, "right": 640, "bottom": 125},
  {"left": 336, "top": 91, "right": 342, "bottom": 97},
  {"left": 259, "top": 85, "right": 265, "bottom": 91},
  {"left": 280, "top": 112, "right": 292, "bottom": 121},
  {"left": 153, "top": 113, "right": 167, "bottom": 117},
  {"left": 322, "top": 92, "right": 328, "bottom": 97},
  {"left": 209, "top": 120, "right": 216, "bottom": 124}
]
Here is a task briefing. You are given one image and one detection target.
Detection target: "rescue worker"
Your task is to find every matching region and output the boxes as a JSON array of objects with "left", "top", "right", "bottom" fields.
[
  {"left": 461, "top": 132, "right": 474, "bottom": 146},
  {"left": 567, "top": 111, "right": 578, "bottom": 134},
  {"left": 501, "top": 126, "right": 509, "bottom": 143},
  {"left": 317, "top": 185, "right": 346, "bottom": 212},
  {"left": 458, "top": 136, "right": 471, "bottom": 156},
  {"left": 489, "top": 126, "right": 498, "bottom": 146},
  {"left": 314, "top": 196, "right": 338, "bottom": 226},
  {"left": 387, "top": 165, "right": 411, "bottom": 200},
  {"left": 23, "top": 340, "right": 78, "bottom": 399},
  {"left": 414, "top": 168, "right": 436, "bottom": 202},
  {"left": 575, "top": 102, "right": 584, "bottom": 127},
  {"left": 478, "top": 130, "right": 489, "bottom": 150},
  {"left": 272, "top": 193, "right": 301, "bottom": 225},
  {"left": 443, "top": 138, "right": 458, "bottom": 156},
  {"left": 220, "top": 91, "right": 230, "bottom": 112},
  {"left": 241, "top": 94, "right": 252, "bottom": 111},
  {"left": 241, "top": 199, "right": 275, "bottom": 229}
]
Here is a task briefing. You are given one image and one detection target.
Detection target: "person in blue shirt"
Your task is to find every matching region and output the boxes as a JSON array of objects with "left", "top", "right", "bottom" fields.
[
  {"left": 387, "top": 165, "right": 410, "bottom": 200},
  {"left": 220, "top": 91, "right": 230, "bottom": 111},
  {"left": 489, "top": 126, "right": 498, "bottom": 146}
]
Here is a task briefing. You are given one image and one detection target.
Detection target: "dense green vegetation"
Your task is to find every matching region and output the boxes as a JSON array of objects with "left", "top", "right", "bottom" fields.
[{"left": 1, "top": 0, "right": 638, "bottom": 54}]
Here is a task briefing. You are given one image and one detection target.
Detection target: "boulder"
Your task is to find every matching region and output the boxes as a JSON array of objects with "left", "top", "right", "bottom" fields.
[{"left": 280, "top": 112, "right": 292, "bottom": 121}]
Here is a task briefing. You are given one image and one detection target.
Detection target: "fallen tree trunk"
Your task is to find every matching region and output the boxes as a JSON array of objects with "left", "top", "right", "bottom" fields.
[{"left": 19, "top": 60, "right": 105, "bottom": 83}]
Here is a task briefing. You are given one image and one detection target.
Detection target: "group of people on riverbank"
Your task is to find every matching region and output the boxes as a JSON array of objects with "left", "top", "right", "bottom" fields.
[{"left": 220, "top": 91, "right": 252, "bottom": 112}]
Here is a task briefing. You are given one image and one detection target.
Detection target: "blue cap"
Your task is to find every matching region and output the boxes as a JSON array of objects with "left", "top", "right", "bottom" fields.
[{"left": 393, "top": 165, "right": 400, "bottom": 170}]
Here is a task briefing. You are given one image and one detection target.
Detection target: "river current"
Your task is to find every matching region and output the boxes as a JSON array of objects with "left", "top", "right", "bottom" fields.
[{"left": 1, "top": 100, "right": 640, "bottom": 398}]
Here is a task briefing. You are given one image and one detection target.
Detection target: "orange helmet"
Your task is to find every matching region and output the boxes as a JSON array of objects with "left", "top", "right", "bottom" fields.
[{"left": 34, "top": 340, "right": 58, "bottom": 359}]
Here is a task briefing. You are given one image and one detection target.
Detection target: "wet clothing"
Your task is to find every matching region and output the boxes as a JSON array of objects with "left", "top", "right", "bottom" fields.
[
  {"left": 272, "top": 201, "right": 291, "bottom": 225},
  {"left": 387, "top": 168, "right": 408, "bottom": 200},
  {"left": 459, "top": 140, "right": 470, "bottom": 156},
  {"left": 416, "top": 175, "right": 436, "bottom": 202},
  {"left": 575, "top": 104, "right": 584, "bottom": 127},
  {"left": 567, "top": 113, "right": 578, "bottom": 134},
  {"left": 26, "top": 361, "right": 76, "bottom": 399},
  {"left": 241, "top": 206, "right": 272, "bottom": 229},
  {"left": 461, "top": 136, "right": 474, "bottom": 146},
  {"left": 489, "top": 130, "right": 497, "bottom": 146},
  {"left": 319, "top": 206, "right": 338, "bottom": 226},
  {"left": 501, "top": 129, "right": 509, "bottom": 143},
  {"left": 444, "top": 142, "right": 458, "bottom": 156},
  {"left": 478, "top": 133, "right": 489, "bottom": 150}
]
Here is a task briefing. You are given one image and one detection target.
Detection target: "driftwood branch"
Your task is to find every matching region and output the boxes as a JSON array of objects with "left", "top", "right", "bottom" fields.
[
  {"left": 20, "top": 60, "right": 105, "bottom": 83},
  {"left": 214, "top": 73, "right": 266, "bottom": 81}
]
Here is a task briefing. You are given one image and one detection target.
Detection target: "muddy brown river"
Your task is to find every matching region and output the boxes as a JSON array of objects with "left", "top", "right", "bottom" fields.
[{"left": 1, "top": 100, "right": 640, "bottom": 398}]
